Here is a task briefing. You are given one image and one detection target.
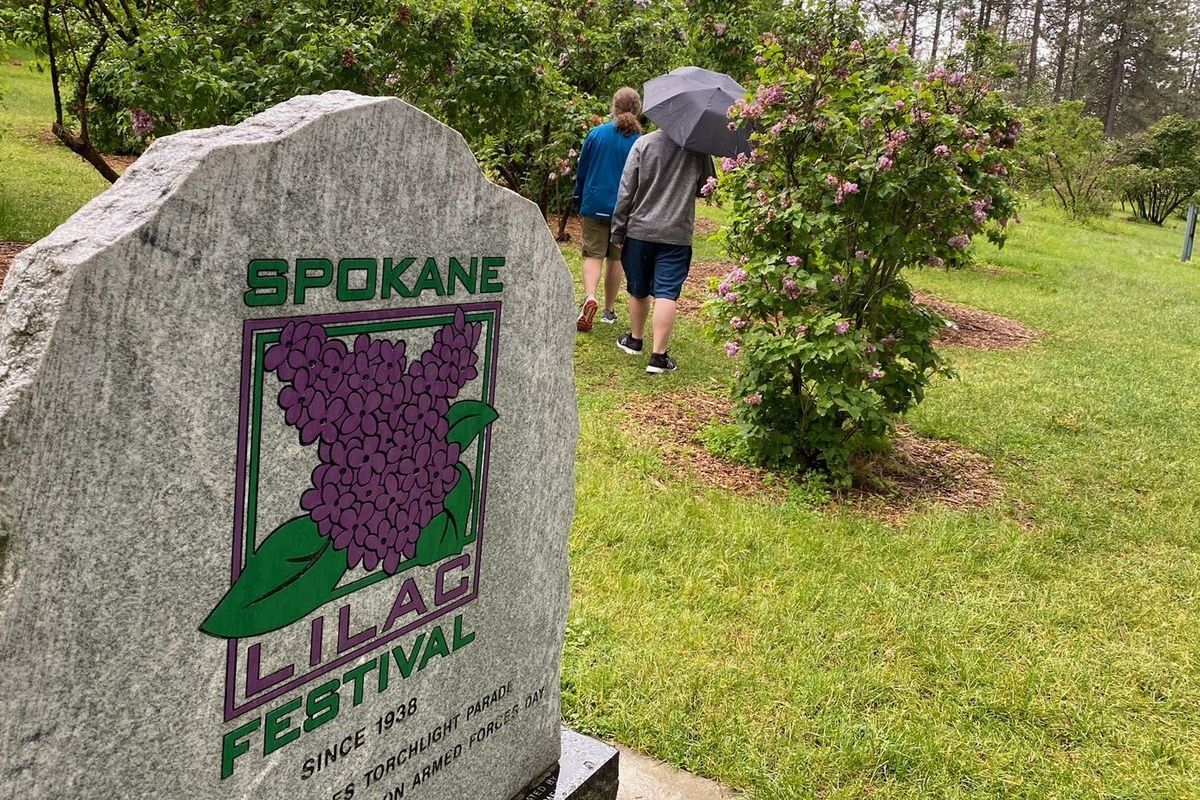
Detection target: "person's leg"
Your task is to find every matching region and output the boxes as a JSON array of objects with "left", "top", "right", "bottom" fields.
[
  {"left": 651, "top": 298, "right": 677, "bottom": 355},
  {"left": 630, "top": 296, "right": 651, "bottom": 339},
  {"left": 646, "top": 243, "right": 692, "bottom": 370},
  {"left": 582, "top": 256, "right": 603, "bottom": 300},
  {"left": 620, "top": 238, "right": 652, "bottom": 350},
  {"left": 577, "top": 218, "right": 608, "bottom": 332},
  {"left": 602, "top": 239, "right": 622, "bottom": 316}
]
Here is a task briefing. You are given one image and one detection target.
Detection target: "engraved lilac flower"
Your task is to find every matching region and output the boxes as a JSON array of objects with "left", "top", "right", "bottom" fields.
[
  {"left": 265, "top": 309, "right": 484, "bottom": 573},
  {"left": 302, "top": 393, "right": 347, "bottom": 445},
  {"left": 340, "top": 390, "right": 382, "bottom": 436}
]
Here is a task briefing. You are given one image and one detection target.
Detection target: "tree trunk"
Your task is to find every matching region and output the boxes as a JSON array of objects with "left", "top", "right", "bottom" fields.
[
  {"left": 41, "top": 0, "right": 119, "bottom": 183},
  {"left": 909, "top": 0, "right": 920, "bottom": 52},
  {"left": 1027, "top": 0, "right": 1044, "bottom": 88},
  {"left": 1053, "top": 0, "right": 1072, "bottom": 99},
  {"left": 1069, "top": 0, "right": 1087, "bottom": 99},
  {"left": 52, "top": 121, "right": 120, "bottom": 183},
  {"left": 930, "top": 0, "right": 944, "bottom": 61},
  {"left": 1103, "top": 21, "right": 1128, "bottom": 135}
]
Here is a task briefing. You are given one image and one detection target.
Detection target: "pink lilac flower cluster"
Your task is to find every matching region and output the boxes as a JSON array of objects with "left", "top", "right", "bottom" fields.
[
  {"left": 130, "top": 108, "right": 156, "bottom": 138},
  {"left": 730, "top": 97, "right": 763, "bottom": 120},
  {"left": 782, "top": 277, "right": 801, "bottom": 300},
  {"left": 834, "top": 321, "right": 851, "bottom": 335},
  {"left": 948, "top": 234, "right": 972, "bottom": 249},
  {"left": 834, "top": 181, "right": 860, "bottom": 204},
  {"left": 722, "top": 152, "right": 751, "bottom": 173},
  {"left": 745, "top": 392, "right": 763, "bottom": 406},
  {"left": 714, "top": 22, "right": 727, "bottom": 37},
  {"left": 971, "top": 197, "right": 992, "bottom": 223},
  {"left": 701, "top": 176, "right": 719, "bottom": 197},
  {"left": 757, "top": 84, "right": 785, "bottom": 107},
  {"left": 725, "top": 341, "right": 740, "bottom": 358},
  {"left": 265, "top": 309, "right": 481, "bottom": 574},
  {"left": 933, "top": 144, "right": 951, "bottom": 158}
]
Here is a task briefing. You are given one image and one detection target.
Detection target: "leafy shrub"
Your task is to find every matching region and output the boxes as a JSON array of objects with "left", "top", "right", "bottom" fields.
[
  {"left": 1108, "top": 115, "right": 1200, "bottom": 225},
  {"left": 705, "top": 5, "right": 1020, "bottom": 483},
  {"left": 1017, "top": 101, "right": 1113, "bottom": 219}
]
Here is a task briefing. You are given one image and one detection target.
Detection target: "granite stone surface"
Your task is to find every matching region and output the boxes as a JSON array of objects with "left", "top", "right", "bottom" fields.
[{"left": 0, "top": 92, "right": 578, "bottom": 799}]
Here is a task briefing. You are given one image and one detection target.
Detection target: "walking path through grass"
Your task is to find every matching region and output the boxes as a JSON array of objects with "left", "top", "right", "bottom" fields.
[{"left": 4, "top": 50, "right": 1198, "bottom": 797}]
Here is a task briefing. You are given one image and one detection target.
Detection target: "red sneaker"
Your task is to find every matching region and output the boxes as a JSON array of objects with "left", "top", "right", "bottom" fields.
[{"left": 576, "top": 298, "right": 599, "bottom": 332}]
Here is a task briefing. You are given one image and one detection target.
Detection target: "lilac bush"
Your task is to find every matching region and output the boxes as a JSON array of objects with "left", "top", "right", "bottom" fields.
[
  {"left": 263, "top": 309, "right": 482, "bottom": 574},
  {"left": 706, "top": 7, "right": 1020, "bottom": 482}
]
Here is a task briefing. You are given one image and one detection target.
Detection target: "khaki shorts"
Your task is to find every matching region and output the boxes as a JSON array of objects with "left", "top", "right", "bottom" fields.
[{"left": 581, "top": 217, "right": 621, "bottom": 260}]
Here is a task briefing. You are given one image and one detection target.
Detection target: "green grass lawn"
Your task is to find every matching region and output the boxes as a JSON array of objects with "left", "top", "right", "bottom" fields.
[
  {"left": 563, "top": 204, "right": 1200, "bottom": 799},
  {"left": 4, "top": 53, "right": 1199, "bottom": 799},
  {"left": 0, "top": 48, "right": 111, "bottom": 241}
]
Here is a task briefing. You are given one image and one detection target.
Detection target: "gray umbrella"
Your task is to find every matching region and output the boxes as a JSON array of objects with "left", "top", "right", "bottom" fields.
[{"left": 643, "top": 66, "right": 752, "bottom": 157}]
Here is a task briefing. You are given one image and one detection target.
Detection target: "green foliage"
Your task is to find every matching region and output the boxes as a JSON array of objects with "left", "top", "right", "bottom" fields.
[
  {"left": 1108, "top": 114, "right": 1200, "bottom": 225},
  {"left": 443, "top": 0, "right": 688, "bottom": 214},
  {"left": 1017, "top": 101, "right": 1114, "bottom": 219},
  {"left": 13, "top": 0, "right": 692, "bottom": 212},
  {"left": 705, "top": 4, "right": 1020, "bottom": 482}
]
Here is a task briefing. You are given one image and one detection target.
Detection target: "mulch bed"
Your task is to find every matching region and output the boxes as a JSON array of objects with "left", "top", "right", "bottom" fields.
[
  {"left": 675, "top": 260, "right": 732, "bottom": 315},
  {"left": 623, "top": 391, "right": 1002, "bottom": 519},
  {"left": 624, "top": 392, "right": 782, "bottom": 498},
  {"left": 839, "top": 426, "right": 1003, "bottom": 521},
  {"left": 914, "top": 291, "right": 1040, "bottom": 350},
  {"left": 0, "top": 242, "right": 32, "bottom": 289}
]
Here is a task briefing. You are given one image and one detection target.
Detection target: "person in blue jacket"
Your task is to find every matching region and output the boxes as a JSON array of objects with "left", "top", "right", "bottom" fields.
[{"left": 572, "top": 87, "right": 642, "bottom": 332}]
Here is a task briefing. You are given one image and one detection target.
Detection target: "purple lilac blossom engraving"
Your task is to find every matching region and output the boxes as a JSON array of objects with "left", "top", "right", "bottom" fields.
[{"left": 263, "top": 308, "right": 482, "bottom": 574}]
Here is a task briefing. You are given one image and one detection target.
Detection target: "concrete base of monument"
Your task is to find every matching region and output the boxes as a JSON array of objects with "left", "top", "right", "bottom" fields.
[{"left": 513, "top": 729, "right": 620, "bottom": 800}]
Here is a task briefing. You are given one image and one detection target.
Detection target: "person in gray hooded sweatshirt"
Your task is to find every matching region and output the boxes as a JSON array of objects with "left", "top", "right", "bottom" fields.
[{"left": 609, "top": 129, "right": 716, "bottom": 373}]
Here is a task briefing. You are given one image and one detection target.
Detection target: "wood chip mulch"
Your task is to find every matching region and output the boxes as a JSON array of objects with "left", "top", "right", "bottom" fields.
[
  {"left": 839, "top": 426, "right": 1004, "bottom": 521},
  {"left": 0, "top": 242, "right": 32, "bottom": 289},
  {"left": 623, "top": 391, "right": 1002, "bottom": 519},
  {"left": 623, "top": 391, "right": 782, "bottom": 498},
  {"left": 914, "top": 291, "right": 1040, "bottom": 350},
  {"left": 675, "top": 260, "right": 732, "bottom": 315}
]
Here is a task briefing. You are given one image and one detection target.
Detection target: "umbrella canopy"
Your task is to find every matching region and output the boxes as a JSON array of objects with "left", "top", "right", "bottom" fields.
[{"left": 643, "top": 66, "right": 752, "bottom": 157}]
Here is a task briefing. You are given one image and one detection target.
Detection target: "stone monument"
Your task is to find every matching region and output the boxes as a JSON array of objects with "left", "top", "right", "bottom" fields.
[{"left": 0, "top": 92, "right": 615, "bottom": 798}]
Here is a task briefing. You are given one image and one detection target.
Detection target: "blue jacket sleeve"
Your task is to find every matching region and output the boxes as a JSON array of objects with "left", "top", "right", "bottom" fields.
[{"left": 573, "top": 132, "right": 595, "bottom": 206}]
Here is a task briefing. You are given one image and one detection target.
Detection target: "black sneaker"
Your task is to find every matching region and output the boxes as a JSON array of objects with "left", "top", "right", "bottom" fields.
[
  {"left": 600, "top": 309, "right": 619, "bottom": 325},
  {"left": 646, "top": 352, "right": 677, "bottom": 374},
  {"left": 617, "top": 333, "right": 643, "bottom": 355}
]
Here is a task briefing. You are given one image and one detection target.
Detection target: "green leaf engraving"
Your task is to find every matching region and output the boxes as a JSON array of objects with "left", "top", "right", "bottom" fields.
[
  {"left": 413, "top": 464, "right": 475, "bottom": 566},
  {"left": 200, "top": 515, "right": 348, "bottom": 638},
  {"left": 446, "top": 400, "right": 499, "bottom": 449}
]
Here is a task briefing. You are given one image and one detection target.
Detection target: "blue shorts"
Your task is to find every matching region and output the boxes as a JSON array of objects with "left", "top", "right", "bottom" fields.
[{"left": 620, "top": 237, "right": 693, "bottom": 301}]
